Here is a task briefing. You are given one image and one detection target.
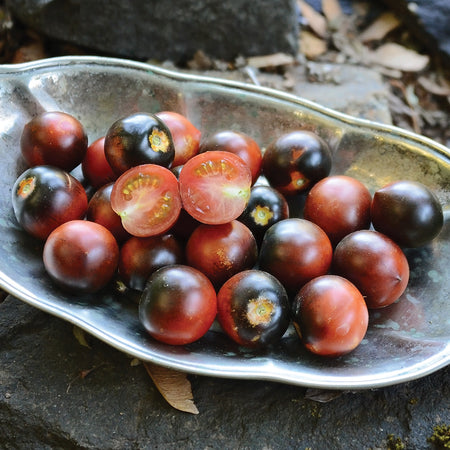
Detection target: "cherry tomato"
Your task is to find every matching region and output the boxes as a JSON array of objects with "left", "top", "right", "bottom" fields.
[
  {"left": 12, "top": 165, "right": 88, "bottom": 240},
  {"left": 262, "top": 130, "right": 332, "bottom": 195},
  {"left": 118, "top": 234, "right": 184, "bottom": 291},
  {"left": 371, "top": 180, "right": 444, "bottom": 248},
  {"left": 199, "top": 130, "right": 262, "bottom": 184},
  {"left": 104, "top": 112, "right": 175, "bottom": 175},
  {"left": 217, "top": 270, "right": 290, "bottom": 348},
  {"left": 259, "top": 218, "right": 333, "bottom": 295},
  {"left": 303, "top": 175, "right": 372, "bottom": 246},
  {"left": 185, "top": 220, "right": 258, "bottom": 289},
  {"left": 86, "top": 183, "right": 131, "bottom": 243},
  {"left": 20, "top": 111, "right": 88, "bottom": 172},
  {"left": 110, "top": 164, "right": 182, "bottom": 237},
  {"left": 155, "top": 111, "right": 201, "bottom": 167},
  {"left": 179, "top": 151, "right": 252, "bottom": 225},
  {"left": 139, "top": 265, "right": 217, "bottom": 345},
  {"left": 237, "top": 184, "right": 289, "bottom": 244},
  {"left": 43, "top": 220, "right": 119, "bottom": 293},
  {"left": 81, "top": 136, "right": 117, "bottom": 189},
  {"left": 292, "top": 275, "right": 369, "bottom": 357},
  {"left": 332, "top": 230, "right": 410, "bottom": 309}
]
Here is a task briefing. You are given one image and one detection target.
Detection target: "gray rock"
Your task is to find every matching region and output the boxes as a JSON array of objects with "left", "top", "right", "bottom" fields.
[{"left": 5, "top": 0, "right": 299, "bottom": 62}]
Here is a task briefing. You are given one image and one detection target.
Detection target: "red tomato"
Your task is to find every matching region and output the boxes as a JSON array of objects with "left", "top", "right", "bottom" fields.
[
  {"left": 292, "top": 275, "right": 369, "bottom": 357},
  {"left": 139, "top": 265, "right": 217, "bottom": 345},
  {"left": 110, "top": 164, "right": 182, "bottom": 237},
  {"left": 43, "top": 220, "right": 119, "bottom": 293},
  {"left": 199, "top": 130, "right": 262, "bottom": 184},
  {"left": 155, "top": 111, "right": 201, "bottom": 167},
  {"left": 179, "top": 151, "right": 252, "bottom": 225},
  {"left": 81, "top": 136, "right": 117, "bottom": 189}
]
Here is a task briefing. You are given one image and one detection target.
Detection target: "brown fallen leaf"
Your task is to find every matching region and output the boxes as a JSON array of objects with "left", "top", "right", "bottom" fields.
[
  {"left": 322, "top": 0, "right": 343, "bottom": 25},
  {"left": 359, "top": 11, "right": 401, "bottom": 43},
  {"left": 297, "top": 0, "right": 328, "bottom": 38},
  {"left": 418, "top": 75, "right": 450, "bottom": 97},
  {"left": 73, "top": 325, "right": 92, "bottom": 349},
  {"left": 144, "top": 362, "right": 199, "bottom": 414},
  {"left": 300, "top": 30, "right": 328, "bottom": 60},
  {"left": 247, "top": 52, "right": 295, "bottom": 69},
  {"left": 369, "top": 43, "right": 429, "bottom": 72}
]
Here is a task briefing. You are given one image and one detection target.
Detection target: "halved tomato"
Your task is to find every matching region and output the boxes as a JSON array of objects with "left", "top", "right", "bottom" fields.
[{"left": 110, "top": 164, "right": 181, "bottom": 237}]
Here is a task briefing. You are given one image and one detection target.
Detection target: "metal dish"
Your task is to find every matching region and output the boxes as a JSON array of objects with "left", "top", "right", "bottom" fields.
[{"left": 0, "top": 56, "right": 448, "bottom": 389}]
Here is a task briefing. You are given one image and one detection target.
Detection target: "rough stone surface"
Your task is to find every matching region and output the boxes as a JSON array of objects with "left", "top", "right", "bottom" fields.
[{"left": 5, "top": 0, "right": 299, "bottom": 62}]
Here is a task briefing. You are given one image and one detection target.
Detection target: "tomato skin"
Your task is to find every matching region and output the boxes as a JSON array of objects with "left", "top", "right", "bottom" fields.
[
  {"left": 262, "top": 130, "right": 332, "bottom": 195},
  {"left": 155, "top": 111, "right": 201, "bottom": 167},
  {"left": 217, "top": 270, "right": 290, "bottom": 348},
  {"left": 81, "top": 136, "right": 117, "bottom": 189},
  {"left": 259, "top": 218, "right": 333, "bottom": 295},
  {"left": 12, "top": 165, "right": 88, "bottom": 240},
  {"left": 178, "top": 151, "right": 252, "bottom": 225},
  {"left": 139, "top": 265, "right": 217, "bottom": 345},
  {"left": 20, "top": 111, "right": 88, "bottom": 172},
  {"left": 292, "top": 275, "right": 369, "bottom": 357},
  {"left": 186, "top": 220, "right": 258, "bottom": 289},
  {"left": 371, "top": 180, "right": 444, "bottom": 248},
  {"left": 332, "top": 230, "right": 410, "bottom": 309},
  {"left": 118, "top": 234, "right": 184, "bottom": 291},
  {"left": 110, "top": 164, "right": 182, "bottom": 237},
  {"left": 43, "top": 220, "right": 119, "bottom": 293},
  {"left": 104, "top": 112, "right": 175, "bottom": 175},
  {"left": 303, "top": 175, "right": 372, "bottom": 246},
  {"left": 199, "top": 130, "right": 262, "bottom": 184}
]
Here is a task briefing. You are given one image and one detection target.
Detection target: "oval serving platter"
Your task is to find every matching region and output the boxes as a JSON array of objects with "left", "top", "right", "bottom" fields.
[{"left": 0, "top": 56, "right": 448, "bottom": 389}]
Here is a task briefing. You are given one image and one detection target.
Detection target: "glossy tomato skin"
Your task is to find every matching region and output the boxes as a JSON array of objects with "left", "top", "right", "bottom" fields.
[
  {"left": 238, "top": 184, "right": 289, "bottom": 245},
  {"left": 199, "top": 130, "right": 262, "bottom": 184},
  {"left": 217, "top": 270, "right": 290, "bottom": 348},
  {"left": 139, "top": 265, "right": 217, "bottom": 345},
  {"left": 179, "top": 151, "right": 252, "bottom": 225},
  {"left": 262, "top": 130, "right": 332, "bottom": 195},
  {"left": 43, "top": 220, "right": 119, "bottom": 293},
  {"left": 259, "top": 218, "right": 333, "bottom": 295},
  {"left": 186, "top": 220, "right": 258, "bottom": 290},
  {"left": 12, "top": 165, "right": 88, "bottom": 240},
  {"left": 303, "top": 175, "right": 372, "bottom": 246},
  {"left": 155, "top": 111, "right": 201, "bottom": 167},
  {"left": 104, "top": 112, "right": 175, "bottom": 175},
  {"left": 110, "top": 164, "right": 182, "bottom": 237},
  {"left": 20, "top": 111, "right": 88, "bottom": 172},
  {"left": 371, "top": 180, "right": 444, "bottom": 248},
  {"left": 81, "top": 136, "right": 117, "bottom": 189},
  {"left": 119, "top": 234, "right": 184, "bottom": 291},
  {"left": 86, "top": 183, "right": 131, "bottom": 243},
  {"left": 292, "top": 275, "right": 369, "bottom": 357},
  {"left": 332, "top": 230, "right": 410, "bottom": 309}
]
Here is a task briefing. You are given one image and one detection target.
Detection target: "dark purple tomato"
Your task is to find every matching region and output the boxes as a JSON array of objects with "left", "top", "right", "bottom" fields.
[
  {"left": 199, "top": 130, "right": 262, "bottom": 184},
  {"left": 332, "top": 230, "right": 410, "bottom": 309},
  {"left": 43, "top": 220, "right": 119, "bottom": 293},
  {"left": 104, "top": 112, "right": 175, "bottom": 175},
  {"left": 259, "top": 218, "right": 333, "bottom": 295},
  {"left": 217, "top": 270, "right": 290, "bottom": 348},
  {"left": 237, "top": 184, "right": 289, "bottom": 244},
  {"left": 86, "top": 183, "right": 131, "bottom": 243},
  {"left": 12, "top": 165, "right": 88, "bottom": 240},
  {"left": 20, "top": 111, "right": 88, "bottom": 172},
  {"left": 139, "top": 265, "right": 217, "bottom": 345},
  {"left": 185, "top": 220, "right": 258, "bottom": 289},
  {"left": 262, "top": 130, "right": 332, "bottom": 195},
  {"left": 371, "top": 180, "right": 444, "bottom": 248},
  {"left": 118, "top": 234, "right": 184, "bottom": 291},
  {"left": 292, "top": 275, "right": 369, "bottom": 357},
  {"left": 303, "top": 175, "right": 372, "bottom": 246},
  {"left": 81, "top": 136, "right": 117, "bottom": 189}
]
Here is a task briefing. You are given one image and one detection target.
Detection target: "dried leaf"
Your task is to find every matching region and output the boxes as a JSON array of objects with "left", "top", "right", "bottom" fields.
[
  {"left": 300, "top": 30, "right": 328, "bottom": 59},
  {"left": 305, "top": 388, "right": 343, "bottom": 402},
  {"left": 144, "top": 362, "right": 199, "bottom": 414},
  {"left": 369, "top": 43, "right": 429, "bottom": 72},
  {"left": 359, "top": 12, "right": 401, "bottom": 43},
  {"left": 297, "top": 0, "right": 328, "bottom": 38},
  {"left": 247, "top": 52, "right": 295, "bottom": 69},
  {"left": 322, "top": 0, "right": 343, "bottom": 24},
  {"left": 418, "top": 76, "right": 450, "bottom": 96},
  {"left": 73, "top": 326, "right": 91, "bottom": 349}
]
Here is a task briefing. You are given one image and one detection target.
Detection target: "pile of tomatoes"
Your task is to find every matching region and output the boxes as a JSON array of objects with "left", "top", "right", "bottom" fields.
[{"left": 11, "top": 110, "right": 444, "bottom": 358}]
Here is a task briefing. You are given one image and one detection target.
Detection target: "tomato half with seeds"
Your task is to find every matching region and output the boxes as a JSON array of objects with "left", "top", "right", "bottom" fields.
[
  {"left": 178, "top": 151, "right": 252, "bottom": 225},
  {"left": 110, "top": 164, "right": 182, "bottom": 237}
]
